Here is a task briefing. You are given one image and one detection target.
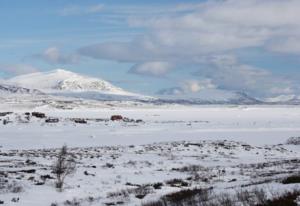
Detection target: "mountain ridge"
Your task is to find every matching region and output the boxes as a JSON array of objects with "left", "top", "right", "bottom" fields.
[
  {"left": 0, "top": 83, "right": 44, "bottom": 95},
  {"left": 1, "top": 69, "right": 299, "bottom": 106}
]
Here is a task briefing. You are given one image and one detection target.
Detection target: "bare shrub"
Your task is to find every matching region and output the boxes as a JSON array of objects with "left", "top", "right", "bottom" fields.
[
  {"left": 108, "top": 184, "right": 153, "bottom": 200},
  {"left": 134, "top": 185, "right": 153, "bottom": 199},
  {"left": 52, "top": 145, "right": 76, "bottom": 190},
  {"left": 152, "top": 182, "right": 163, "bottom": 190},
  {"left": 173, "top": 165, "right": 207, "bottom": 173},
  {"left": 236, "top": 189, "right": 253, "bottom": 205},
  {"left": 282, "top": 174, "right": 300, "bottom": 184},
  {"left": 8, "top": 183, "right": 23, "bottom": 193},
  {"left": 1, "top": 180, "right": 23, "bottom": 194},
  {"left": 142, "top": 201, "right": 164, "bottom": 206},
  {"left": 142, "top": 187, "right": 300, "bottom": 206},
  {"left": 106, "top": 189, "right": 130, "bottom": 202},
  {"left": 165, "top": 178, "right": 189, "bottom": 187},
  {"left": 64, "top": 198, "right": 81, "bottom": 206},
  {"left": 252, "top": 187, "right": 268, "bottom": 205},
  {"left": 142, "top": 188, "right": 213, "bottom": 206},
  {"left": 215, "top": 193, "right": 235, "bottom": 206},
  {"left": 257, "top": 189, "right": 300, "bottom": 206},
  {"left": 286, "top": 137, "right": 300, "bottom": 145}
]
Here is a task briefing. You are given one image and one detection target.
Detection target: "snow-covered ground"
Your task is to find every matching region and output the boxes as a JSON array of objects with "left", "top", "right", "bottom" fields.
[
  {"left": 0, "top": 105, "right": 300, "bottom": 205},
  {"left": 1, "top": 106, "right": 300, "bottom": 149}
]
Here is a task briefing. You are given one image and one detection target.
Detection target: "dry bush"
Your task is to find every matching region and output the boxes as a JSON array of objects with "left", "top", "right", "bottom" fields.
[
  {"left": 142, "top": 188, "right": 213, "bottom": 206},
  {"left": 64, "top": 198, "right": 81, "bottom": 206},
  {"left": 286, "top": 137, "right": 300, "bottom": 145},
  {"left": 252, "top": 187, "right": 268, "bottom": 205},
  {"left": 165, "top": 178, "right": 189, "bottom": 187},
  {"left": 52, "top": 145, "right": 76, "bottom": 190},
  {"left": 236, "top": 189, "right": 253, "bottom": 205},
  {"left": 257, "top": 189, "right": 300, "bottom": 206},
  {"left": 282, "top": 174, "right": 300, "bottom": 184},
  {"left": 215, "top": 193, "right": 235, "bottom": 206},
  {"left": 0, "top": 179, "right": 23, "bottom": 194}
]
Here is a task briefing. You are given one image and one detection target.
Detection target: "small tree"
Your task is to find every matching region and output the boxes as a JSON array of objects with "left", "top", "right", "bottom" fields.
[{"left": 52, "top": 145, "right": 76, "bottom": 191}]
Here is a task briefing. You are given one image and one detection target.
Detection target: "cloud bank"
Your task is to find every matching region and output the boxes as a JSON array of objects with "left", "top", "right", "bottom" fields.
[
  {"left": 77, "top": 0, "right": 300, "bottom": 97},
  {"left": 35, "top": 47, "right": 80, "bottom": 65},
  {"left": 129, "top": 61, "right": 173, "bottom": 76}
]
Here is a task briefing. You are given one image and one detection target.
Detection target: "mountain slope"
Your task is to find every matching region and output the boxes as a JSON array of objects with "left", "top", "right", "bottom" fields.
[
  {"left": 7, "top": 69, "right": 133, "bottom": 95},
  {"left": 264, "top": 94, "right": 300, "bottom": 105},
  {"left": 6, "top": 69, "right": 156, "bottom": 102},
  {"left": 155, "top": 89, "right": 261, "bottom": 105},
  {"left": 0, "top": 83, "right": 43, "bottom": 95}
]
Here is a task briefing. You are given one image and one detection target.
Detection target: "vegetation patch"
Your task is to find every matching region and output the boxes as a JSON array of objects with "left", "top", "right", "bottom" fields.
[
  {"left": 286, "top": 137, "right": 300, "bottom": 145},
  {"left": 257, "top": 189, "right": 300, "bottom": 206},
  {"left": 282, "top": 174, "right": 300, "bottom": 184}
]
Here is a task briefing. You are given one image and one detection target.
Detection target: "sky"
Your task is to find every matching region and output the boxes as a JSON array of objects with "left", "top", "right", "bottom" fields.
[{"left": 1, "top": 0, "right": 300, "bottom": 98}]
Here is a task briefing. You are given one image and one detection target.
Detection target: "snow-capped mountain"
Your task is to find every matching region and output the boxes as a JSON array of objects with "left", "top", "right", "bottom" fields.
[
  {"left": 6, "top": 69, "right": 153, "bottom": 101},
  {"left": 7, "top": 69, "right": 132, "bottom": 95}
]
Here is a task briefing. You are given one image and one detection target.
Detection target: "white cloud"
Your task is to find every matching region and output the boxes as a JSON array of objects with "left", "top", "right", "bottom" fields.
[
  {"left": 129, "top": 61, "right": 173, "bottom": 76},
  {"left": 80, "top": 0, "right": 300, "bottom": 62},
  {"left": 157, "top": 87, "right": 184, "bottom": 95},
  {"left": 36, "top": 47, "right": 80, "bottom": 65},
  {"left": 158, "top": 79, "right": 217, "bottom": 95},
  {"left": 196, "top": 56, "right": 297, "bottom": 97},
  {"left": 60, "top": 4, "right": 104, "bottom": 16},
  {"left": 82, "top": 0, "right": 300, "bottom": 61},
  {"left": 78, "top": 0, "right": 300, "bottom": 97},
  {"left": 267, "top": 38, "right": 300, "bottom": 54},
  {"left": 158, "top": 55, "right": 298, "bottom": 97},
  {"left": 0, "top": 64, "right": 38, "bottom": 76},
  {"left": 182, "top": 79, "right": 217, "bottom": 93}
]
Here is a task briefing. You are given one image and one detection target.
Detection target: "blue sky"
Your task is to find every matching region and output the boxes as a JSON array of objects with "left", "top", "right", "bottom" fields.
[{"left": 1, "top": 0, "right": 300, "bottom": 98}]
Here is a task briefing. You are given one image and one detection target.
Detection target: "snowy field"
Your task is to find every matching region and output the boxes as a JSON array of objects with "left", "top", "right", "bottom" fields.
[
  {"left": 1, "top": 105, "right": 300, "bottom": 149},
  {"left": 1, "top": 105, "right": 300, "bottom": 205}
]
